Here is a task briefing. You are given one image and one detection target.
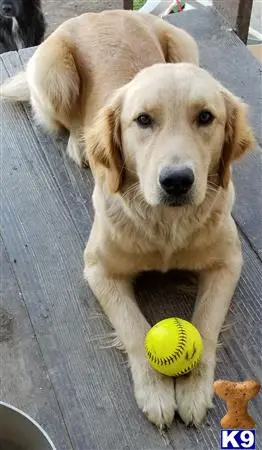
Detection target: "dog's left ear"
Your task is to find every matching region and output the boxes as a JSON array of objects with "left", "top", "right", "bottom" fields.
[
  {"left": 85, "top": 89, "right": 124, "bottom": 193},
  {"left": 218, "top": 89, "right": 255, "bottom": 188}
]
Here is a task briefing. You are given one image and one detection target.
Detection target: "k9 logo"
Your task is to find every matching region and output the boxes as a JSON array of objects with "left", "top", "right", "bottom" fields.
[{"left": 221, "top": 430, "right": 256, "bottom": 449}]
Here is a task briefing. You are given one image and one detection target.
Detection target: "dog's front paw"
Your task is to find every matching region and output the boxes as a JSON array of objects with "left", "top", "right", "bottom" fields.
[
  {"left": 131, "top": 358, "right": 176, "bottom": 427},
  {"left": 175, "top": 363, "right": 214, "bottom": 426}
]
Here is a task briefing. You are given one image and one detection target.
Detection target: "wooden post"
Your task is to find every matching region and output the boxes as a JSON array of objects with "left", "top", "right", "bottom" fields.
[
  {"left": 213, "top": 0, "right": 253, "bottom": 44},
  {"left": 123, "top": 0, "right": 133, "bottom": 9},
  {"left": 236, "top": 0, "right": 253, "bottom": 43}
]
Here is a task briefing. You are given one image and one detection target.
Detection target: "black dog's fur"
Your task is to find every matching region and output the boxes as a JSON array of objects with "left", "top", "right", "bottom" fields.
[
  {"left": 0, "top": 14, "right": 17, "bottom": 53},
  {"left": 0, "top": 0, "right": 45, "bottom": 53}
]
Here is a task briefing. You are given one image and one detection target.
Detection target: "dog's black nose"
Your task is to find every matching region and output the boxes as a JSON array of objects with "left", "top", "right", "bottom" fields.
[
  {"left": 2, "top": 4, "right": 13, "bottom": 15},
  {"left": 159, "top": 165, "right": 195, "bottom": 196}
]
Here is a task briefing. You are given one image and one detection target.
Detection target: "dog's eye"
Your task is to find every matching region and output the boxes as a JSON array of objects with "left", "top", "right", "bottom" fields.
[
  {"left": 135, "top": 113, "right": 153, "bottom": 128},
  {"left": 197, "top": 110, "right": 214, "bottom": 126}
]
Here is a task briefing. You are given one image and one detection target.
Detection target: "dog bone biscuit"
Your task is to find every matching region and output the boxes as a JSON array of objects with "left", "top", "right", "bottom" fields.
[{"left": 214, "top": 379, "right": 260, "bottom": 429}]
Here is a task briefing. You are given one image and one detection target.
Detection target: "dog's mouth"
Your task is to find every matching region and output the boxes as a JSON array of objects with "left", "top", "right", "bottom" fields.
[
  {"left": 159, "top": 191, "right": 194, "bottom": 207},
  {"left": 124, "top": 179, "right": 196, "bottom": 208},
  {"left": 162, "top": 198, "right": 192, "bottom": 207}
]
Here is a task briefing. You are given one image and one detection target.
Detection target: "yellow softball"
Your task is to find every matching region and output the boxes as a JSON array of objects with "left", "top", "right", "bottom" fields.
[{"left": 145, "top": 317, "right": 203, "bottom": 377}]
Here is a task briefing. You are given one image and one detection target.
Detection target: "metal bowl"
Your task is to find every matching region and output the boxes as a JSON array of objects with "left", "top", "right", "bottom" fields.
[{"left": 0, "top": 402, "right": 56, "bottom": 450}]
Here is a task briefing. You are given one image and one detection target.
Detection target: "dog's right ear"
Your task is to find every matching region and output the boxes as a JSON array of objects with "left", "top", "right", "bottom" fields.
[
  {"left": 218, "top": 89, "right": 255, "bottom": 188},
  {"left": 85, "top": 89, "right": 125, "bottom": 193}
]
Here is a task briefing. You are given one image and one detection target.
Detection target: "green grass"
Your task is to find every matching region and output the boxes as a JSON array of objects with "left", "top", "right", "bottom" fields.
[{"left": 133, "top": 0, "right": 147, "bottom": 10}]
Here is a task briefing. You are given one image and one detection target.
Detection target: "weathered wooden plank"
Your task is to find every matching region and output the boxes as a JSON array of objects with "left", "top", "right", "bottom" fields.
[
  {"left": 233, "top": 143, "right": 262, "bottom": 259},
  {"left": 0, "top": 54, "right": 172, "bottom": 450},
  {"left": 0, "top": 238, "right": 73, "bottom": 450}
]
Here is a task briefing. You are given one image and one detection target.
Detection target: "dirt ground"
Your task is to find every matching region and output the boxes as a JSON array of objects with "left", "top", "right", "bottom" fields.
[{"left": 42, "top": 0, "right": 125, "bottom": 35}]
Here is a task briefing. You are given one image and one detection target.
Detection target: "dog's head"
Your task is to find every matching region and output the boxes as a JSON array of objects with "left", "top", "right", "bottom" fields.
[
  {"left": 0, "top": 0, "right": 22, "bottom": 18},
  {"left": 86, "top": 63, "right": 254, "bottom": 207}
]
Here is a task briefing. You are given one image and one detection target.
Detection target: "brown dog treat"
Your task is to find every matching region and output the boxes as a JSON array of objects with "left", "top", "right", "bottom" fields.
[{"left": 214, "top": 379, "right": 260, "bottom": 429}]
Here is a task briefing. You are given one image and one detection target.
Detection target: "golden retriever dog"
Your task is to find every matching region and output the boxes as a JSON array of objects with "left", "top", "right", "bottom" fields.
[{"left": 0, "top": 10, "right": 254, "bottom": 428}]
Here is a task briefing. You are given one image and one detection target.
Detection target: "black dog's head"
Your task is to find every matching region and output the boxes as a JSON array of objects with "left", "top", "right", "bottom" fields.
[
  {"left": 0, "top": 0, "right": 21, "bottom": 18},
  {"left": 0, "top": 0, "right": 45, "bottom": 48},
  {"left": 0, "top": 13, "right": 17, "bottom": 52}
]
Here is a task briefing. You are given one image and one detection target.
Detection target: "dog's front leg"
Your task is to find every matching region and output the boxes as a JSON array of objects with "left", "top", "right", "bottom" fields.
[
  {"left": 84, "top": 259, "right": 176, "bottom": 428},
  {"left": 176, "top": 251, "right": 242, "bottom": 426}
]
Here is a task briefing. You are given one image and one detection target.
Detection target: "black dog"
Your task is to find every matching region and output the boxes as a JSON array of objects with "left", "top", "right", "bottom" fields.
[
  {"left": 0, "top": 14, "right": 17, "bottom": 53},
  {"left": 0, "top": 0, "right": 45, "bottom": 53}
]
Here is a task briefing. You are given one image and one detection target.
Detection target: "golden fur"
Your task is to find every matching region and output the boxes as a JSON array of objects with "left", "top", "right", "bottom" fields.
[{"left": 0, "top": 10, "right": 254, "bottom": 428}]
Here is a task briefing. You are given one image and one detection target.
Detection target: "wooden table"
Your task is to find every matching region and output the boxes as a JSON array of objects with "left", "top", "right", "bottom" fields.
[{"left": 1, "top": 7, "right": 261, "bottom": 450}]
